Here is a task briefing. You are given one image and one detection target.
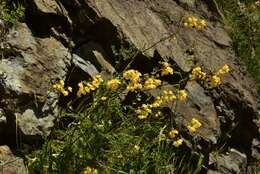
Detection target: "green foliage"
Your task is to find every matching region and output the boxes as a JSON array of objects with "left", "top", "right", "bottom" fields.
[
  {"left": 0, "top": 0, "right": 25, "bottom": 27},
  {"left": 214, "top": 0, "right": 260, "bottom": 90},
  {"left": 28, "top": 84, "right": 204, "bottom": 174},
  {"left": 111, "top": 44, "right": 137, "bottom": 70}
]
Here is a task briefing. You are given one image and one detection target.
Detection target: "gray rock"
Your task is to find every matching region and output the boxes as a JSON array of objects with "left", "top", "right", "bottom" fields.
[
  {"left": 209, "top": 148, "right": 247, "bottom": 174},
  {"left": 174, "top": 81, "right": 220, "bottom": 143},
  {"left": 34, "top": 0, "right": 68, "bottom": 15},
  {"left": 252, "top": 138, "right": 260, "bottom": 161},
  {"left": 207, "top": 170, "right": 222, "bottom": 174},
  {"left": 0, "top": 145, "right": 29, "bottom": 174},
  {"left": 72, "top": 54, "right": 99, "bottom": 77},
  {"left": 149, "top": 81, "right": 220, "bottom": 143},
  {"left": 0, "top": 109, "right": 6, "bottom": 144},
  {"left": 74, "top": 41, "right": 116, "bottom": 74},
  {"left": 16, "top": 109, "right": 43, "bottom": 137},
  {"left": 0, "top": 23, "right": 71, "bottom": 141}
]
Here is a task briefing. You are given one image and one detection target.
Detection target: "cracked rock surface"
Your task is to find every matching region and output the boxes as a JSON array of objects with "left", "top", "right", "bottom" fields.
[{"left": 0, "top": 0, "right": 259, "bottom": 173}]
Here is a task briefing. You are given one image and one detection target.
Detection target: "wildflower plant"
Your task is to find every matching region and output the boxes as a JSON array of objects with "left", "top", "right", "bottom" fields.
[
  {"left": 190, "top": 64, "right": 231, "bottom": 88},
  {"left": 184, "top": 16, "right": 207, "bottom": 31},
  {"left": 30, "top": 56, "right": 231, "bottom": 173}
]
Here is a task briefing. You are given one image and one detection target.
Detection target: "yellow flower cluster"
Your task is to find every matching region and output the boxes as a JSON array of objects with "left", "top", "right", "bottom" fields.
[
  {"left": 52, "top": 80, "right": 72, "bottom": 96},
  {"left": 123, "top": 69, "right": 141, "bottom": 82},
  {"left": 77, "top": 75, "right": 103, "bottom": 97},
  {"left": 83, "top": 166, "right": 98, "bottom": 174},
  {"left": 211, "top": 64, "right": 230, "bottom": 87},
  {"left": 136, "top": 104, "right": 152, "bottom": 119},
  {"left": 158, "top": 133, "right": 166, "bottom": 142},
  {"left": 216, "top": 64, "right": 230, "bottom": 76},
  {"left": 161, "top": 62, "right": 174, "bottom": 76},
  {"left": 155, "top": 111, "right": 162, "bottom": 118},
  {"left": 151, "top": 90, "right": 177, "bottom": 108},
  {"left": 144, "top": 77, "right": 162, "bottom": 90},
  {"left": 101, "top": 96, "right": 107, "bottom": 101},
  {"left": 173, "top": 138, "right": 183, "bottom": 147},
  {"left": 177, "top": 90, "right": 188, "bottom": 101},
  {"left": 168, "top": 128, "right": 178, "bottom": 139},
  {"left": 184, "top": 16, "right": 207, "bottom": 30},
  {"left": 107, "top": 79, "right": 121, "bottom": 90},
  {"left": 187, "top": 118, "right": 202, "bottom": 133},
  {"left": 123, "top": 69, "right": 142, "bottom": 92},
  {"left": 191, "top": 67, "right": 206, "bottom": 80},
  {"left": 168, "top": 128, "right": 183, "bottom": 147},
  {"left": 133, "top": 145, "right": 140, "bottom": 152},
  {"left": 211, "top": 75, "right": 221, "bottom": 87},
  {"left": 126, "top": 82, "right": 143, "bottom": 92},
  {"left": 255, "top": 0, "right": 260, "bottom": 7}
]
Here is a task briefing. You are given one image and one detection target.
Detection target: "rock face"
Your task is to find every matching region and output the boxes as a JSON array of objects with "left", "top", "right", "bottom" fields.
[
  {"left": 0, "top": 22, "right": 71, "bottom": 144},
  {"left": 0, "top": 145, "right": 28, "bottom": 174},
  {"left": 209, "top": 148, "right": 247, "bottom": 174},
  {"left": 0, "top": 0, "right": 259, "bottom": 172}
]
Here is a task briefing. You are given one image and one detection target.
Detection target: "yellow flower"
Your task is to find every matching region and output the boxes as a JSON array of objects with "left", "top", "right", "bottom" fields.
[
  {"left": 107, "top": 79, "right": 121, "bottom": 90},
  {"left": 191, "top": 118, "right": 202, "bottom": 129},
  {"left": 134, "top": 145, "right": 140, "bottom": 152},
  {"left": 101, "top": 96, "right": 107, "bottom": 101},
  {"left": 78, "top": 82, "right": 84, "bottom": 88},
  {"left": 126, "top": 82, "right": 142, "bottom": 92},
  {"left": 173, "top": 138, "right": 183, "bottom": 147},
  {"left": 123, "top": 69, "right": 142, "bottom": 82},
  {"left": 83, "top": 166, "right": 98, "bottom": 174},
  {"left": 59, "top": 79, "right": 65, "bottom": 86},
  {"left": 52, "top": 84, "right": 60, "bottom": 90},
  {"left": 151, "top": 96, "right": 163, "bottom": 108},
  {"left": 67, "top": 86, "right": 72, "bottom": 92},
  {"left": 77, "top": 82, "right": 85, "bottom": 97},
  {"left": 187, "top": 118, "right": 202, "bottom": 133},
  {"left": 136, "top": 104, "right": 152, "bottom": 119},
  {"left": 217, "top": 64, "right": 230, "bottom": 76},
  {"left": 169, "top": 128, "right": 179, "bottom": 139},
  {"left": 187, "top": 125, "right": 197, "bottom": 133},
  {"left": 123, "top": 69, "right": 143, "bottom": 92},
  {"left": 159, "top": 133, "right": 166, "bottom": 142},
  {"left": 87, "top": 83, "right": 96, "bottom": 91},
  {"left": 162, "top": 90, "right": 176, "bottom": 102},
  {"left": 52, "top": 80, "right": 71, "bottom": 96},
  {"left": 197, "top": 19, "right": 207, "bottom": 30},
  {"left": 91, "top": 75, "right": 103, "bottom": 88},
  {"left": 83, "top": 167, "right": 92, "bottom": 174},
  {"left": 144, "top": 77, "right": 161, "bottom": 90},
  {"left": 62, "top": 90, "right": 69, "bottom": 96},
  {"left": 76, "top": 75, "right": 103, "bottom": 97},
  {"left": 200, "top": 19, "right": 207, "bottom": 27},
  {"left": 155, "top": 111, "right": 161, "bottom": 118},
  {"left": 184, "top": 16, "right": 207, "bottom": 30},
  {"left": 151, "top": 90, "right": 176, "bottom": 108},
  {"left": 161, "top": 62, "right": 174, "bottom": 76},
  {"left": 211, "top": 75, "right": 221, "bottom": 87},
  {"left": 191, "top": 67, "right": 206, "bottom": 80},
  {"left": 178, "top": 90, "right": 188, "bottom": 101}
]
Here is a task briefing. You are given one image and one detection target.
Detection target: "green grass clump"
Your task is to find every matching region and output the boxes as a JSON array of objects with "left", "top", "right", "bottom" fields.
[
  {"left": 28, "top": 87, "right": 204, "bottom": 174},
  {"left": 214, "top": 0, "right": 260, "bottom": 90},
  {"left": 0, "top": 0, "right": 24, "bottom": 27}
]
